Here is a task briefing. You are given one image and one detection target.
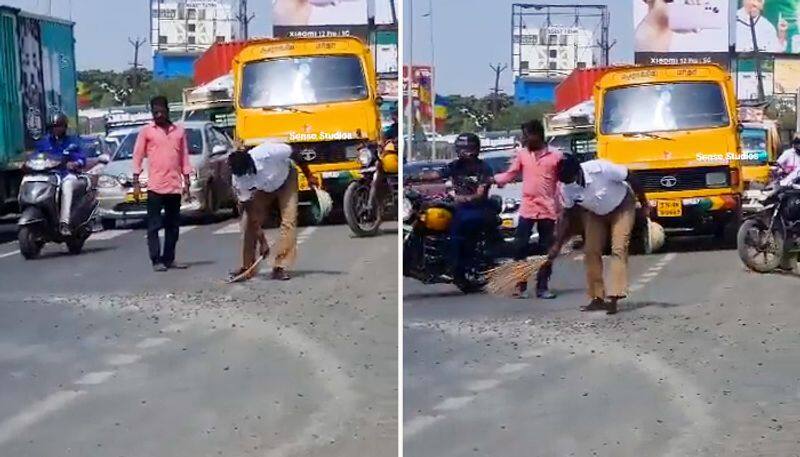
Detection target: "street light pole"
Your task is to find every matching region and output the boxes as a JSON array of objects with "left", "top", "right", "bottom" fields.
[
  {"left": 407, "top": 0, "right": 414, "bottom": 161},
  {"left": 427, "top": 0, "right": 436, "bottom": 160}
]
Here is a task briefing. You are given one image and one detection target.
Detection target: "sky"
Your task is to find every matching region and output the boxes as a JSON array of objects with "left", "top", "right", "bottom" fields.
[
  {"left": 404, "top": 0, "right": 635, "bottom": 96},
  {"left": 0, "top": 0, "right": 273, "bottom": 71}
]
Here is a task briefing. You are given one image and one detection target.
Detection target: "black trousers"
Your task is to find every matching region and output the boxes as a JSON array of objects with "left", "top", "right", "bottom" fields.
[
  {"left": 146, "top": 191, "right": 182, "bottom": 265},
  {"left": 514, "top": 217, "right": 556, "bottom": 291}
]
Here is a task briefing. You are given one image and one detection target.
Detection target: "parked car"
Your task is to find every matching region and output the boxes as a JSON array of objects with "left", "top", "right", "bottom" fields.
[
  {"left": 80, "top": 135, "right": 113, "bottom": 175},
  {"left": 96, "top": 121, "right": 237, "bottom": 229},
  {"left": 482, "top": 149, "right": 538, "bottom": 243},
  {"left": 403, "top": 160, "right": 449, "bottom": 197}
]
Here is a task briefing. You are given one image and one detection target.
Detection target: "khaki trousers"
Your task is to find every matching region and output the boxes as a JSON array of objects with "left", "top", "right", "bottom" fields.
[
  {"left": 241, "top": 169, "right": 298, "bottom": 271},
  {"left": 581, "top": 191, "right": 636, "bottom": 299}
]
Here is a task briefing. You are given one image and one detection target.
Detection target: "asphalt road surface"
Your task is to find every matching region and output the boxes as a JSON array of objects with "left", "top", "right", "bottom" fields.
[
  {"left": 0, "top": 216, "right": 397, "bottom": 457},
  {"left": 404, "top": 237, "right": 800, "bottom": 457}
]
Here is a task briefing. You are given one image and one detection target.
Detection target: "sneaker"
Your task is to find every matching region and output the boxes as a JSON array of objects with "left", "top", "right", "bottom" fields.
[
  {"left": 580, "top": 297, "right": 607, "bottom": 312},
  {"left": 59, "top": 222, "right": 72, "bottom": 237},
  {"left": 165, "top": 261, "right": 189, "bottom": 270},
  {"left": 536, "top": 289, "right": 557, "bottom": 299},
  {"left": 271, "top": 267, "right": 290, "bottom": 281},
  {"left": 152, "top": 263, "right": 168, "bottom": 272}
]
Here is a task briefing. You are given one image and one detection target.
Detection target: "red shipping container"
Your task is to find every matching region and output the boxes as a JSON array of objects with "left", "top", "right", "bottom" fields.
[
  {"left": 194, "top": 40, "right": 252, "bottom": 85},
  {"left": 554, "top": 68, "right": 610, "bottom": 112}
]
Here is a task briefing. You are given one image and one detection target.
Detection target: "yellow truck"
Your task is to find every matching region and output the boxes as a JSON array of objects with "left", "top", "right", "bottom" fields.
[
  {"left": 232, "top": 37, "right": 382, "bottom": 224},
  {"left": 594, "top": 64, "right": 743, "bottom": 242}
]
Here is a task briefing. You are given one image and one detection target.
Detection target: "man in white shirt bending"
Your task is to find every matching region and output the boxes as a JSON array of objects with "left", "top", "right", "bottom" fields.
[
  {"left": 543, "top": 155, "right": 649, "bottom": 315},
  {"left": 228, "top": 142, "right": 319, "bottom": 281}
]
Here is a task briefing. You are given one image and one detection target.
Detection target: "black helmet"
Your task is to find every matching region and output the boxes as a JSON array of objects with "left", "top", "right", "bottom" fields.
[
  {"left": 50, "top": 113, "right": 69, "bottom": 128},
  {"left": 455, "top": 132, "right": 480, "bottom": 157}
]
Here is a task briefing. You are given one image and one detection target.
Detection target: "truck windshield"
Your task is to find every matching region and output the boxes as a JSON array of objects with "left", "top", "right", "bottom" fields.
[
  {"left": 600, "top": 82, "right": 729, "bottom": 135},
  {"left": 240, "top": 55, "right": 368, "bottom": 109},
  {"left": 740, "top": 127, "right": 769, "bottom": 165}
]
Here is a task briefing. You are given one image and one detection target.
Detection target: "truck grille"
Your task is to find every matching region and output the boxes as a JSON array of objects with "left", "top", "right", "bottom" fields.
[
  {"left": 632, "top": 166, "right": 729, "bottom": 192},
  {"left": 291, "top": 141, "right": 360, "bottom": 165}
]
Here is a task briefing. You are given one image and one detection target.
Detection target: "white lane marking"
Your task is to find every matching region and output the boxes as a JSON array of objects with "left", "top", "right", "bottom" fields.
[
  {"left": 90, "top": 229, "right": 132, "bottom": 241},
  {"left": 495, "top": 362, "right": 529, "bottom": 375},
  {"left": 663, "top": 253, "right": 677, "bottom": 262},
  {"left": 213, "top": 221, "right": 240, "bottom": 235},
  {"left": 629, "top": 284, "right": 644, "bottom": 292},
  {"left": 433, "top": 396, "right": 474, "bottom": 412},
  {"left": 148, "top": 225, "right": 197, "bottom": 239},
  {"left": 74, "top": 371, "right": 115, "bottom": 386},
  {"left": 0, "top": 390, "right": 85, "bottom": 446},
  {"left": 0, "top": 250, "right": 19, "bottom": 259},
  {"left": 465, "top": 379, "right": 502, "bottom": 392},
  {"left": 297, "top": 226, "right": 316, "bottom": 244},
  {"left": 135, "top": 337, "right": 171, "bottom": 349},
  {"left": 105, "top": 354, "right": 142, "bottom": 366},
  {"left": 404, "top": 415, "right": 443, "bottom": 439}
]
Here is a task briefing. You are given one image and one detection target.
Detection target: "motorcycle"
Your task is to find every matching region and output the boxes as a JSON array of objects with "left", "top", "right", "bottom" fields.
[
  {"left": 736, "top": 180, "right": 800, "bottom": 273},
  {"left": 17, "top": 147, "right": 99, "bottom": 259},
  {"left": 402, "top": 188, "right": 505, "bottom": 293},
  {"left": 343, "top": 140, "right": 398, "bottom": 236}
]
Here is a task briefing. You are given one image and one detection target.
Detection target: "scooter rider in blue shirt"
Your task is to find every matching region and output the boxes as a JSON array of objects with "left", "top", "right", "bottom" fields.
[{"left": 33, "top": 114, "right": 87, "bottom": 236}]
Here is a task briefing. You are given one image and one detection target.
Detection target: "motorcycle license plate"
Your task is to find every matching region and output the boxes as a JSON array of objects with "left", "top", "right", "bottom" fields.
[
  {"left": 502, "top": 218, "right": 514, "bottom": 228},
  {"left": 298, "top": 173, "right": 323, "bottom": 191},
  {"left": 657, "top": 200, "right": 682, "bottom": 217}
]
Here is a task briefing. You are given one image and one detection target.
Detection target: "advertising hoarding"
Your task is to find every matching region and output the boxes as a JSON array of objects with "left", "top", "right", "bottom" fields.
[
  {"left": 775, "top": 58, "right": 800, "bottom": 92},
  {"left": 736, "top": 58, "right": 774, "bottom": 100},
  {"left": 735, "top": 0, "right": 800, "bottom": 54},
  {"left": 273, "top": 0, "right": 369, "bottom": 39},
  {"left": 633, "top": 0, "right": 730, "bottom": 68}
]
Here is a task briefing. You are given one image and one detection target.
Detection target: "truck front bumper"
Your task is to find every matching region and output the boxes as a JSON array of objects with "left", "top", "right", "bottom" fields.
[{"left": 649, "top": 194, "right": 741, "bottom": 235}]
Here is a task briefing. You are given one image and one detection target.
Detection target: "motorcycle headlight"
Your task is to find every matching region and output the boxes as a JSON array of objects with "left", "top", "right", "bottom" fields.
[
  {"left": 706, "top": 171, "right": 728, "bottom": 188},
  {"left": 97, "top": 175, "right": 120, "bottom": 189},
  {"left": 358, "top": 148, "right": 373, "bottom": 166},
  {"left": 503, "top": 198, "right": 520, "bottom": 212},
  {"left": 402, "top": 197, "right": 413, "bottom": 222}
]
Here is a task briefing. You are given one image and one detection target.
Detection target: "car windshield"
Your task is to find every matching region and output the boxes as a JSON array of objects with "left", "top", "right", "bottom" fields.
[
  {"left": 112, "top": 128, "right": 203, "bottom": 161},
  {"left": 741, "top": 128, "right": 769, "bottom": 165},
  {"left": 601, "top": 82, "right": 730, "bottom": 134},
  {"left": 80, "top": 138, "right": 104, "bottom": 158},
  {"left": 404, "top": 162, "right": 447, "bottom": 182},
  {"left": 240, "top": 55, "right": 368, "bottom": 108},
  {"left": 483, "top": 155, "right": 519, "bottom": 182}
]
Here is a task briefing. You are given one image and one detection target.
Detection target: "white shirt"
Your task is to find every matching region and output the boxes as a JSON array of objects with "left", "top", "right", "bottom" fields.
[
  {"left": 777, "top": 148, "right": 800, "bottom": 186},
  {"left": 233, "top": 142, "right": 293, "bottom": 201},
  {"left": 560, "top": 159, "right": 630, "bottom": 216},
  {"left": 735, "top": 8, "right": 784, "bottom": 53}
]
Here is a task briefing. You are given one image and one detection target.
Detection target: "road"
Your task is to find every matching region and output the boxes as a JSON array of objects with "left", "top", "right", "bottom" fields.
[
  {"left": 404, "top": 237, "right": 800, "bottom": 457},
  {"left": 0, "top": 215, "right": 397, "bottom": 457}
]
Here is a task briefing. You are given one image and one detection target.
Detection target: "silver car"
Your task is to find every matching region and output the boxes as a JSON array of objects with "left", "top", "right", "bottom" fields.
[
  {"left": 96, "top": 121, "right": 236, "bottom": 229},
  {"left": 482, "top": 149, "right": 539, "bottom": 243}
]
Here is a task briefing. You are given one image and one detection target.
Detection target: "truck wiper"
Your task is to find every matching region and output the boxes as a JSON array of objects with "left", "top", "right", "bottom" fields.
[
  {"left": 622, "top": 132, "right": 674, "bottom": 141},
  {"left": 260, "top": 106, "right": 312, "bottom": 114}
]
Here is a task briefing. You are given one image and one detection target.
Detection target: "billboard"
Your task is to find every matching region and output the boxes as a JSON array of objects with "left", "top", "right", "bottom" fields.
[
  {"left": 633, "top": 0, "right": 730, "bottom": 68},
  {"left": 736, "top": 58, "right": 774, "bottom": 100},
  {"left": 775, "top": 58, "right": 800, "bottom": 92},
  {"left": 735, "top": 0, "right": 800, "bottom": 53},
  {"left": 273, "top": 0, "right": 369, "bottom": 39}
]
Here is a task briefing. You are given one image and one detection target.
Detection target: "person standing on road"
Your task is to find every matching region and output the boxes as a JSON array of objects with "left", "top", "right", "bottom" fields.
[
  {"left": 227, "top": 141, "right": 319, "bottom": 281},
  {"left": 132, "top": 96, "right": 193, "bottom": 272},
  {"left": 494, "top": 120, "right": 561, "bottom": 299},
  {"left": 444, "top": 133, "right": 494, "bottom": 283},
  {"left": 543, "top": 155, "right": 649, "bottom": 315}
]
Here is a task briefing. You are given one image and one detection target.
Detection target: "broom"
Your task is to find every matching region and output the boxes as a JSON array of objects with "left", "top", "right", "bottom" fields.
[{"left": 485, "top": 243, "right": 574, "bottom": 297}]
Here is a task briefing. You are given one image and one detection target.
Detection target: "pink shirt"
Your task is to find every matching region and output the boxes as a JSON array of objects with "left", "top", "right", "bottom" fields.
[
  {"left": 494, "top": 146, "right": 562, "bottom": 220},
  {"left": 132, "top": 123, "right": 193, "bottom": 195}
]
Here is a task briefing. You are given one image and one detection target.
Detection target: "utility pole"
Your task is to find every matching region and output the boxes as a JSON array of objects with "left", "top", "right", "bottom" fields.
[
  {"left": 749, "top": 15, "right": 766, "bottom": 103},
  {"left": 128, "top": 37, "right": 146, "bottom": 90},
  {"left": 489, "top": 63, "right": 507, "bottom": 116},
  {"left": 406, "top": 0, "right": 414, "bottom": 160},
  {"left": 236, "top": 0, "right": 255, "bottom": 40}
]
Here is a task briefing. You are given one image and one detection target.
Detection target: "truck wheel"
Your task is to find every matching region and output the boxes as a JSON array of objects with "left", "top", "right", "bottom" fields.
[
  {"left": 299, "top": 202, "right": 325, "bottom": 226},
  {"left": 18, "top": 227, "right": 42, "bottom": 260},
  {"left": 101, "top": 218, "right": 116, "bottom": 230}
]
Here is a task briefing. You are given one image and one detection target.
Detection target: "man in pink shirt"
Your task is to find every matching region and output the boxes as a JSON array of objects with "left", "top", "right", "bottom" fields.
[
  {"left": 494, "top": 120, "right": 562, "bottom": 299},
  {"left": 132, "top": 96, "right": 193, "bottom": 272}
]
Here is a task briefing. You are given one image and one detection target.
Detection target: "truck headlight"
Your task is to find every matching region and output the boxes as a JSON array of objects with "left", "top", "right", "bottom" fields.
[
  {"left": 358, "top": 148, "right": 373, "bottom": 166},
  {"left": 706, "top": 171, "right": 728, "bottom": 188}
]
